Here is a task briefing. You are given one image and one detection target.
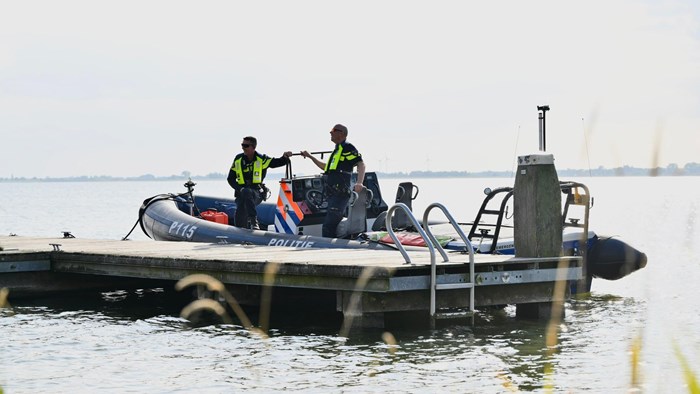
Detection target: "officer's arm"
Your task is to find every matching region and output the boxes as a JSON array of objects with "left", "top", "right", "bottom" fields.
[
  {"left": 269, "top": 152, "right": 292, "bottom": 168},
  {"left": 226, "top": 169, "right": 240, "bottom": 191},
  {"left": 301, "top": 151, "right": 326, "bottom": 171},
  {"left": 353, "top": 161, "right": 366, "bottom": 192}
]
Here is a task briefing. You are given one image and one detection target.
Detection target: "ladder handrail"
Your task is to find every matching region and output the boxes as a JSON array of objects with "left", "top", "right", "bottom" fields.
[
  {"left": 467, "top": 187, "right": 514, "bottom": 254},
  {"left": 422, "top": 202, "right": 476, "bottom": 263},
  {"left": 386, "top": 202, "right": 476, "bottom": 324},
  {"left": 560, "top": 181, "right": 591, "bottom": 292},
  {"left": 385, "top": 203, "right": 437, "bottom": 266},
  {"left": 422, "top": 202, "right": 476, "bottom": 318}
]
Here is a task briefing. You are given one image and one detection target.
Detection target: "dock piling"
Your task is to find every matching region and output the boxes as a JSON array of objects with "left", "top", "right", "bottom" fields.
[{"left": 513, "top": 153, "right": 564, "bottom": 319}]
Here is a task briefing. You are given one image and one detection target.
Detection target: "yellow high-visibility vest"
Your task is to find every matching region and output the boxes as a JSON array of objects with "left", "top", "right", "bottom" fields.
[
  {"left": 325, "top": 144, "right": 360, "bottom": 172},
  {"left": 234, "top": 155, "right": 272, "bottom": 185}
]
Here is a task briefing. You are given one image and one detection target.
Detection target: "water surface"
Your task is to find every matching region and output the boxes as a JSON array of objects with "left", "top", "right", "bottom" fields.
[{"left": 1, "top": 177, "right": 698, "bottom": 392}]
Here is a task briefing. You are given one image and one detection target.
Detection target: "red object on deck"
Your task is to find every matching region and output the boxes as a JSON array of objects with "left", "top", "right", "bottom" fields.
[{"left": 201, "top": 210, "right": 228, "bottom": 224}]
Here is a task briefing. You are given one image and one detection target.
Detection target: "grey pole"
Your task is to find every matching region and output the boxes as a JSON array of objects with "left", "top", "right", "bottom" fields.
[{"left": 537, "top": 105, "right": 550, "bottom": 151}]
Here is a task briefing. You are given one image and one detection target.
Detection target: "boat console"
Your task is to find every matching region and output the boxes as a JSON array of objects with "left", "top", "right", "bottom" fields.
[
  {"left": 272, "top": 172, "right": 389, "bottom": 237},
  {"left": 286, "top": 172, "right": 385, "bottom": 214}
]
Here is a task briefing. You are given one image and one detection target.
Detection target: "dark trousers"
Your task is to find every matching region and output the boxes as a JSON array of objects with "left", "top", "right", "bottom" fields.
[
  {"left": 234, "top": 187, "right": 262, "bottom": 229},
  {"left": 322, "top": 193, "right": 350, "bottom": 238}
]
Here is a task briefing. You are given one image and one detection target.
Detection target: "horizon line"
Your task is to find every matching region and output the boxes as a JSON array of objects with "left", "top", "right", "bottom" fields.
[{"left": 2, "top": 162, "right": 700, "bottom": 181}]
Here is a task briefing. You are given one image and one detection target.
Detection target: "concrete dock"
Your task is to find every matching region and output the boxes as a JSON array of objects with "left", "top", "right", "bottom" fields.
[{"left": 1, "top": 234, "right": 581, "bottom": 327}]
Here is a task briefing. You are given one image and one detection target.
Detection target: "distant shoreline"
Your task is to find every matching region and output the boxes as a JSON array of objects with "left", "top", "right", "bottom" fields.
[{"left": 2, "top": 163, "right": 699, "bottom": 182}]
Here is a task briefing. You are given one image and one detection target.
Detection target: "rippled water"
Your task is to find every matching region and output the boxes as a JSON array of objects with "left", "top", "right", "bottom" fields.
[{"left": 1, "top": 177, "right": 698, "bottom": 393}]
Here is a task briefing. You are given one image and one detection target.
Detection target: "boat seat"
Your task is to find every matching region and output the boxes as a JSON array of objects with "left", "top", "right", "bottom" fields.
[
  {"left": 336, "top": 188, "right": 371, "bottom": 239},
  {"left": 372, "top": 182, "right": 418, "bottom": 231}
]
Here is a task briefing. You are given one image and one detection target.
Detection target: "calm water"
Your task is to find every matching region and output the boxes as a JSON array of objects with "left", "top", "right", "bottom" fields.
[{"left": 1, "top": 177, "right": 698, "bottom": 393}]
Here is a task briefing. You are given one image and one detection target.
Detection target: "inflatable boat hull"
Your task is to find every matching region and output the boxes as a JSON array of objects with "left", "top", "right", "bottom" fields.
[{"left": 139, "top": 195, "right": 393, "bottom": 250}]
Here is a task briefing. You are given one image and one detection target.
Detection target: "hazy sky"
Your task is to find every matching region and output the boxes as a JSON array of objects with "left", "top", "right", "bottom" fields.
[{"left": 1, "top": 0, "right": 698, "bottom": 178}]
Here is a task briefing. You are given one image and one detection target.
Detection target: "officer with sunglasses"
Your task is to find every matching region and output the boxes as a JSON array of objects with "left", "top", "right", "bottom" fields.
[
  {"left": 301, "top": 124, "right": 365, "bottom": 238},
  {"left": 227, "top": 136, "right": 292, "bottom": 230}
]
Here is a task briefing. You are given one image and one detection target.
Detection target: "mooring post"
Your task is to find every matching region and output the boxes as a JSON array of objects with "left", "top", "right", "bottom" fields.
[{"left": 513, "top": 153, "right": 563, "bottom": 319}]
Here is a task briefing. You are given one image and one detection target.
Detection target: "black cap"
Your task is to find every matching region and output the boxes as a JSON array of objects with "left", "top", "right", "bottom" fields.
[{"left": 332, "top": 124, "right": 348, "bottom": 133}]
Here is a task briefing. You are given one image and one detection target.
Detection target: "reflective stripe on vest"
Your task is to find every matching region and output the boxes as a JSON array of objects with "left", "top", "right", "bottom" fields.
[
  {"left": 234, "top": 155, "right": 272, "bottom": 185},
  {"left": 324, "top": 145, "right": 343, "bottom": 172},
  {"left": 324, "top": 144, "right": 358, "bottom": 172}
]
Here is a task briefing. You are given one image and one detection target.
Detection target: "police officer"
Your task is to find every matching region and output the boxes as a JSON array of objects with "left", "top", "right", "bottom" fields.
[
  {"left": 227, "top": 136, "right": 292, "bottom": 229},
  {"left": 301, "top": 124, "right": 365, "bottom": 238}
]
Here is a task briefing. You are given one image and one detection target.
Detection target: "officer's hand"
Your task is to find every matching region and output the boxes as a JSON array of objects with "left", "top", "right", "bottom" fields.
[
  {"left": 353, "top": 183, "right": 364, "bottom": 193},
  {"left": 283, "top": 151, "right": 292, "bottom": 158},
  {"left": 301, "top": 150, "right": 310, "bottom": 159}
]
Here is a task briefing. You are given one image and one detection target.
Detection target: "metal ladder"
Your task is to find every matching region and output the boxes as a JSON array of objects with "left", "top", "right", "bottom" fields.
[
  {"left": 385, "top": 203, "right": 476, "bottom": 327},
  {"left": 561, "top": 181, "right": 591, "bottom": 236},
  {"left": 467, "top": 187, "right": 514, "bottom": 253},
  {"left": 560, "top": 181, "right": 592, "bottom": 293}
]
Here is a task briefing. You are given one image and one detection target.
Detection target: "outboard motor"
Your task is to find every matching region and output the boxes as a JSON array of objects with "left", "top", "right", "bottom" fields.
[{"left": 587, "top": 236, "right": 648, "bottom": 280}]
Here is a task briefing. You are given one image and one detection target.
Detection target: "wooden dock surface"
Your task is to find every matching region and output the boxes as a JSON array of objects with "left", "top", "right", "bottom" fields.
[
  {"left": 1, "top": 235, "right": 582, "bottom": 325},
  {"left": 1, "top": 235, "right": 521, "bottom": 268}
]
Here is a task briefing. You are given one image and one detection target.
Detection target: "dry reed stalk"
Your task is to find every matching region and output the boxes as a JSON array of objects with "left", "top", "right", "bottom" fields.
[
  {"left": 180, "top": 299, "right": 232, "bottom": 324},
  {"left": 0, "top": 287, "right": 10, "bottom": 309},
  {"left": 175, "top": 274, "right": 262, "bottom": 337},
  {"left": 543, "top": 257, "right": 571, "bottom": 392},
  {"left": 674, "top": 343, "right": 700, "bottom": 393},
  {"left": 630, "top": 334, "right": 643, "bottom": 390},
  {"left": 259, "top": 262, "right": 280, "bottom": 335},
  {"left": 339, "top": 266, "right": 377, "bottom": 338},
  {"left": 497, "top": 372, "right": 519, "bottom": 392},
  {"left": 649, "top": 123, "right": 663, "bottom": 177},
  {"left": 381, "top": 331, "right": 398, "bottom": 356}
]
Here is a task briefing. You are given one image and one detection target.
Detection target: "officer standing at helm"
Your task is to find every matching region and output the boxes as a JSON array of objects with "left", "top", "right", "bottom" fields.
[{"left": 301, "top": 123, "right": 365, "bottom": 238}]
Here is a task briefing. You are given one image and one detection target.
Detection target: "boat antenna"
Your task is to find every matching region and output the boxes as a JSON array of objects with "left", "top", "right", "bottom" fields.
[
  {"left": 582, "top": 117, "right": 593, "bottom": 177},
  {"left": 537, "top": 105, "right": 550, "bottom": 151}
]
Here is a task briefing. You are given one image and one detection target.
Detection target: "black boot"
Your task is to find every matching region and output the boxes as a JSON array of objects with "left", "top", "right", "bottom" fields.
[{"left": 249, "top": 217, "right": 260, "bottom": 230}]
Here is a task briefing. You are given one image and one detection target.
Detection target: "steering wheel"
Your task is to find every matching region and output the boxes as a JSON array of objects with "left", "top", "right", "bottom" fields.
[{"left": 305, "top": 189, "right": 327, "bottom": 211}]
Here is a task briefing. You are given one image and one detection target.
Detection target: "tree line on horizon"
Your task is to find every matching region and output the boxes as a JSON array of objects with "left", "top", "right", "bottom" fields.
[{"left": 2, "top": 162, "right": 699, "bottom": 182}]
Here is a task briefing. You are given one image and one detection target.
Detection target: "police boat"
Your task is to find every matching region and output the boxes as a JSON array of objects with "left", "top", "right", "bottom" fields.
[
  {"left": 138, "top": 166, "right": 646, "bottom": 282},
  {"left": 138, "top": 170, "right": 395, "bottom": 250}
]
